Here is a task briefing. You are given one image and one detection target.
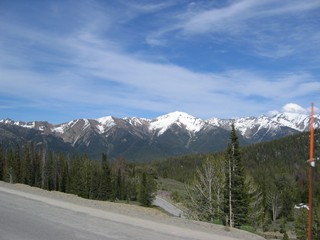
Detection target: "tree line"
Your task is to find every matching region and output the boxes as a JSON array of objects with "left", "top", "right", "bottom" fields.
[{"left": 0, "top": 142, "right": 156, "bottom": 207}]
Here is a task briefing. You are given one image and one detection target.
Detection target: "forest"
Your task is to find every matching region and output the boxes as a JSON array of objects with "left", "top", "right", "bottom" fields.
[
  {"left": 152, "top": 128, "right": 320, "bottom": 239},
  {"left": 0, "top": 144, "right": 156, "bottom": 207},
  {"left": 1, "top": 128, "right": 320, "bottom": 239}
]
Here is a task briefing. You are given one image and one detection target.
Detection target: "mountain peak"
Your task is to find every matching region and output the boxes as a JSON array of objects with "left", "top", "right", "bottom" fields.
[
  {"left": 149, "top": 111, "right": 205, "bottom": 135},
  {"left": 270, "top": 112, "right": 311, "bottom": 131},
  {"left": 1, "top": 110, "right": 320, "bottom": 161},
  {"left": 96, "top": 116, "right": 115, "bottom": 125}
]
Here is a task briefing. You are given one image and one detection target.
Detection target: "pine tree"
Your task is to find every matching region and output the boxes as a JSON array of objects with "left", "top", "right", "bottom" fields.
[
  {"left": 113, "top": 156, "right": 127, "bottom": 200},
  {"left": 12, "top": 144, "right": 21, "bottom": 183},
  {"left": 224, "top": 124, "right": 249, "bottom": 228},
  {"left": 57, "top": 154, "right": 68, "bottom": 192},
  {"left": 0, "top": 144, "right": 4, "bottom": 181},
  {"left": 21, "top": 142, "right": 38, "bottom": 186},
  {"left": 45, "top": 151, "right": 54, "bottom": 190},
  {"left": 6, "top": 149, "right": 14, "bottom": 183},
  {"left": 138, "top": 172, "right": 156, "bottom": 207},
  {"left": 99, "top": 153, "right": 113, "bottom": 200}
]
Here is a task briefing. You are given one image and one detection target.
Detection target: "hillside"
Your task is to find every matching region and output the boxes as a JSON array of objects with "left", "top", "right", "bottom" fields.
[{"left": 152, "top": 129, "right": 320, "bottom": 202}]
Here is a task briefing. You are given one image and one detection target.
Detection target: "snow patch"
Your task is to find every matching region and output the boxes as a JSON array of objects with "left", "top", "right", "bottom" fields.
[
  {"left": 124, "top": 117, "right": 149, "bottom": 126},
  {"left": 149, "top": 111, "right": 205, "bottom": 136},
  {"left": 96, "top": 116, "right": 115, "bottom": 125},
  {"left": 96, "top": 116, "right": 116, "bottom": 134},
  {"left": 82, "top": 119, "right": 90, "bottom": 130},
  {"left": 270, "top": 112, "right": 309, "bottom": 131},
  {"left": 68, "top": 120, "right": 79, "bottom": 128}
]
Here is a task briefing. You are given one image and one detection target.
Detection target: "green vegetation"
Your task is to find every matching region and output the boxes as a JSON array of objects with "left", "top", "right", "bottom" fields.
[
  {"left": 157, "top": 177, "right": 186, "bottom": 200},
  {"left": 151, "top": 129, "right": 320, "bottom": 237},
  {"left": 224, "top": 124, "right": 249, "bottom": 227},
  {"left": 0, "top": 143, "right": 157, "bottom": 206},
  {"left": 240, "top": 225, "right": 256, "bottom": 233},
  {"left": 1, "top": 127, "right": 320, "bottom": 239},
  {"left": 138, "top": 172, "right": 156, "bottom": 207}
]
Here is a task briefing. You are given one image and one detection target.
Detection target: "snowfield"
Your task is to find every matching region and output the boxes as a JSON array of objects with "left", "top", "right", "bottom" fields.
[{"left": 0, "top": 181, "right": 265, "bottom": 240}]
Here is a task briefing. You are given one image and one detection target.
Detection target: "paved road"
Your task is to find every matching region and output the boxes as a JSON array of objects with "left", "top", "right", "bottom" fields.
[
  {"left": 153, "top": 196, "right": 185, "bottom": 218},
  {"left": 0, "top": 186, "right": 257, "bottom": 240}
]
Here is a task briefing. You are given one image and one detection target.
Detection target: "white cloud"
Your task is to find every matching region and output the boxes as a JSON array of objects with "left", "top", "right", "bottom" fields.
[
  {"left": 1, "top": 20, "right": 319, "bottom": 118},
  {"left": 0, "top": 1, "right": 319, "bottom": 120},
  {"left": 181, "top": 0, "right": 260, "bottom": 34},
  {"left": 179, "top": 0, "right": 320, "bottom": 35},
  {"left": 282, "top": 103, "right": 308, "bottom": 114},
  {"left": 146, "top": 0, "right": 320, "bottom": 59}
]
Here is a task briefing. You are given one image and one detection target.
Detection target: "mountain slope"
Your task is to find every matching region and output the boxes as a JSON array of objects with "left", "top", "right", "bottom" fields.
[{"left": 0, "top": 111, "right": 319, "bottom": 161}]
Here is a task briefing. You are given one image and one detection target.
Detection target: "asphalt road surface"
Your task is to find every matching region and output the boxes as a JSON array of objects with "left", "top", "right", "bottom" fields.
[
  {"left": 153, "top": 196, "right": 185, "bottom": 217},
  {"left": 0, "top": 186, "right": 261, "bottom": 240}
]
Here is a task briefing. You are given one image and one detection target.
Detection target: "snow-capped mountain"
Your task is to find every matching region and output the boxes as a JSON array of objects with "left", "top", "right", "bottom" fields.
[
  {"left": 0, "top": 110, "right": 319, "bottom": 161},
  {"left": 149, "top": 112, "right": 205, "bottom": 136}
]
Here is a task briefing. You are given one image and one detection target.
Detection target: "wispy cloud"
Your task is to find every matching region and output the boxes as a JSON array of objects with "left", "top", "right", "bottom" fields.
[
  {"left": 1, "top": 22, "right": 319, "bottom": 118},
  {"left": 0, "top": 0, "right": 319, "bottom": 121},
  {"left": 147, "top": 0, "right": 320, "bottom": 59}
]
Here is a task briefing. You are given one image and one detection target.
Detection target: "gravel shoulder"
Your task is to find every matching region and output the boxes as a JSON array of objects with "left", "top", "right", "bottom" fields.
[{"left": 0, "top": 181, "right": 265, "bottom": 240}]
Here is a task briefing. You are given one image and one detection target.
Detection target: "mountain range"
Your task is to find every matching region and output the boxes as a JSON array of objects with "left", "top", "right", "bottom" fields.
[{"left": 1, "top": 111, "right": 319, "bottom": 161}]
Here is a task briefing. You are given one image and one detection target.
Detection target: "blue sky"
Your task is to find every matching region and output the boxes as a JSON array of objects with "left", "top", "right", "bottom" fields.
[{"left": 0, "top": 0, "right": 319, "bottom": 123}]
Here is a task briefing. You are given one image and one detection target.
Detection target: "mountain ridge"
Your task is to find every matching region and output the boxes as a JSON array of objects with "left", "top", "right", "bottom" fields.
[{"left": 1, "top": 111, "right": 319, "bottom": 161}]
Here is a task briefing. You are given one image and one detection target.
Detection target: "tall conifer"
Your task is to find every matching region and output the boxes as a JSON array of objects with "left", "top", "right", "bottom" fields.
[
  {"left": 99, "top": 153, "right": 113, "bottom": 200},
  {"left": 224, "top": 124, "right": 249, "bottom": 227},
  {"left": 0, "top": 144, "right": 4, "bottom": 180}
]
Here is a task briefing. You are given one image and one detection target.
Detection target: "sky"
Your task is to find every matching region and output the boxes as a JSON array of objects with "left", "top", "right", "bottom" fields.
[{"left": 0, "top": 0, "right": 319, "bottom": 123}]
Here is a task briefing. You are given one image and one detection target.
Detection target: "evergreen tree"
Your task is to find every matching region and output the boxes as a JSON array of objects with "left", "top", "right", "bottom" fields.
[
  {"left": 99, "top": 153, "right": 113, "bottom": 200},
  {"left": 294, "top": 208, "right": 308, "bottom": 240},
  {"left": 21, "top": 143, "right": 31, "bottom": 185},
  {"left": 115, "top": 168, "right": 122, "bottom": 200},
  {"left": 113, "top": 156, "right": 127, "bottom": 200},
  {"left": 33, "top": 148, "right": 41, "bottom": 187},
  {"left": 68, "top": 156, "right": 81, "bottom": 195},
  {"left": 246, "top": 175, "right": 264, "bottom": 229},
  {"left": 138, "top": 172, "right": 156, "bottom": 207},
  {"left": 0, "top": 144, "right": 4, "bottom": 180},
  {"left": 6, "top": 149, "right": 14, "bottom": 183},
  {"left": 224, "top": 124, "right": 249, "bottom": 228},
  {"left": 126, "top": 163, "right": 138, "bottom": 201},
  {"left": 57, "top": 154, "right": 68, "bottom": 192},
  {"left": 14, "top": 144, "right": 21, "bottom": 183},
  {"left": 45, "top": 151, "right": 54, "bottom": 190}
]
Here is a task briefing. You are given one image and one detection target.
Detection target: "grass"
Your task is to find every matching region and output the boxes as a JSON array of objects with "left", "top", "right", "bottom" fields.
[
  {"left": 240, "top": 225, "right": 256, "bottom": 233},
  {"left": 156, "top": 177, "right": 187, "bottom": 201}
]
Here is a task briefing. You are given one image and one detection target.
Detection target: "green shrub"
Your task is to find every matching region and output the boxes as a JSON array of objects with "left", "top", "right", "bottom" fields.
[
  {"left": 212, "top": 219, "right": 223, "bottom": 225},
  {"left": 171, "top": 191, "right": 182, "bottom": 202},
  {"left": 240, "top": 225, "right": 255, "bottom": 233}
]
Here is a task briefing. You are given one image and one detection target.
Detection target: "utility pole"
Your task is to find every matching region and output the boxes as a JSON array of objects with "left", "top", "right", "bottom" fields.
[{"left": 308, "top": 103, "right": 315, "bottom": 240}]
